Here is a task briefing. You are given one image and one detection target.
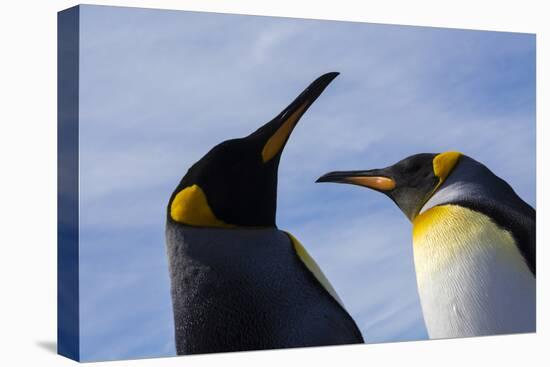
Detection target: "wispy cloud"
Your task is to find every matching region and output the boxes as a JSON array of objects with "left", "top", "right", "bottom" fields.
[{"left": 76, "top": 5, "right": 535, "bottom": 360}]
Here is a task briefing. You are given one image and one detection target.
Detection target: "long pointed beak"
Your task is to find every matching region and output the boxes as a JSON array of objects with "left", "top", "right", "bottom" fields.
[
  {"left": 316, "top": 170, "right": 396, "bottom": 191},
  {"left": 252, "top": 72, "right": 339, "bottom": 163},
  {"left": 277, "top": 72, "right": 340, "bottom": 120}
]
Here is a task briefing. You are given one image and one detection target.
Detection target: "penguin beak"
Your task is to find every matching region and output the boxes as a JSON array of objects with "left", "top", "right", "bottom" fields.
[
  {"left": 257, "top": 72, "right": 340, "bottom": 163},
  {"left": 316, "top": 170, "right": 396, "bottom": 191}
]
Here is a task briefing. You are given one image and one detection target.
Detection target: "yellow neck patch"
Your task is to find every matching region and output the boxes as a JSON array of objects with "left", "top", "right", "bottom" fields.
[
  {"left": 170, "top": 184, "right": 234, "bottom": 228},
  {"left": 262, "top": 102, "right": 308, "bottom": 163},
  {"left": 412, "top": 204, "right": 525, "bottom": 272},
  {"left": 433, "top": 151, "right": 462, "bottom": 184},
  {"left": 413, "top": 204, "right": 451, "bottom": 243}
]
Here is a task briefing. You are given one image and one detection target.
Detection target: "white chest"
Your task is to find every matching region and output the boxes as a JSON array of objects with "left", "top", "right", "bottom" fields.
[{"left": 412, "top": 205, "right": 535, "bottom": 339}]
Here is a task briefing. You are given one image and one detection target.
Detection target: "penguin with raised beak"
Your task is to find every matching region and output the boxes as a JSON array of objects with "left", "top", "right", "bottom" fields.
[{"left": 166, "top": 73, "right": 364, "bottom": 355}]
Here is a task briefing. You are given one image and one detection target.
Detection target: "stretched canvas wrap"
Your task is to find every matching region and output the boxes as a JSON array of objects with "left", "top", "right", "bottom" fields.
[{"left": 58, "top": 4, "right": 536, "bottom": 362}]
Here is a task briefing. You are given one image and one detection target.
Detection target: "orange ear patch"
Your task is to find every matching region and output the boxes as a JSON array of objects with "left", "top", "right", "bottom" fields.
[
  {"left": 433, "top": 151, "right": 462, "bottom": 183},
  {"left": 171, "top": 184, "right": 234, "bottom": 228}
]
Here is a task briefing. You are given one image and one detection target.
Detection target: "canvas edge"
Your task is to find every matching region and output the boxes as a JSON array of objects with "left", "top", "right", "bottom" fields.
[{"left": 57, "top": 5, "right": 81, "bottom": 362}]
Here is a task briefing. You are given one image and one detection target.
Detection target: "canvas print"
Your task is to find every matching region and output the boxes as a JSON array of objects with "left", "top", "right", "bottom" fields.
[{"left": 58, "top": 4, "right": 536, "bottom": 362}]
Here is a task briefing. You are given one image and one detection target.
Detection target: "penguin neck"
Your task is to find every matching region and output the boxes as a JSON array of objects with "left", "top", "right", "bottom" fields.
[
  {"left": 167, "top": 221, "right": 281, "bottom": 242},
  {"left": 418, "top": 156, "right": 497, "bottom": 216}
]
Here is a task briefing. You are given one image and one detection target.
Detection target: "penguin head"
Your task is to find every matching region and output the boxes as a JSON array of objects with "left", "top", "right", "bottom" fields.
[
  {"left": 316, "top": 151, "right": 462, "bottom": 221},
  {"left": 168, "top": 72, "right": 339, "bottom": 228}
]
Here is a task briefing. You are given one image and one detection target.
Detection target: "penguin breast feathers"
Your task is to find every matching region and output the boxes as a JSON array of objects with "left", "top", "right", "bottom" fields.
[{"left": 412, "top": 204, "right": 535, "bottom": 338}]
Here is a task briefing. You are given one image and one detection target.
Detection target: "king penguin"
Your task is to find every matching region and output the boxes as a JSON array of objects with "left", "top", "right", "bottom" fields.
[
  {"left": 317, "top": 151, "right": 535, "bottom": 339},
  {"left": 166, "top": 73, "right": 364, "bottom": 355}
]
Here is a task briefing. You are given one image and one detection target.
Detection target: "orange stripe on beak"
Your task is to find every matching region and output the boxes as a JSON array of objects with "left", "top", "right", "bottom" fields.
[{"left": 346, "top": 176, "right": 396, "bottom": 191}]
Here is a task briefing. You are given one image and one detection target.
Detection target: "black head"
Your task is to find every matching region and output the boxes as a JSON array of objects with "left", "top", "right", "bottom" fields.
[
  {"left": 316, "top": 152, "right": 463, "bottom": 220},
  {"left": 168, "top": 72, "right": 339, "bottom": 228}
]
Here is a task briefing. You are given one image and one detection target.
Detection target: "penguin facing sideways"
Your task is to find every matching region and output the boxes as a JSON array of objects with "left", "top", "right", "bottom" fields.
[
  {"left": 317, "top": 152, "right": 535, "bottom": 339},
  {"left": 166, "top": 73, "right": 364, "bottom": 355}
]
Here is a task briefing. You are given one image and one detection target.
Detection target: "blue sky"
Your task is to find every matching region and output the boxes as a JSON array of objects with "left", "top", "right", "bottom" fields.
[{"left": 76, "top": 5, "right": 535, "bottom": 361}]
